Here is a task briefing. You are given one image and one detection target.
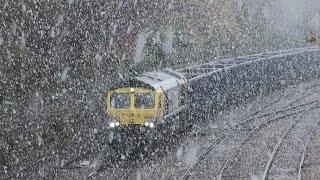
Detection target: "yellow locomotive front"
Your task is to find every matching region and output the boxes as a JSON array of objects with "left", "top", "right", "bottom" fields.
[
  {"left": 106, "top": 87, "right": 164, "bottom": 129},
  {"left": 105, "top": 69, "right": 187, "bottom": 132}
]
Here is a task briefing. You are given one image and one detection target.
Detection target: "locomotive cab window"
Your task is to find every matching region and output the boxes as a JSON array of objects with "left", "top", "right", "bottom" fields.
[
  {"left": 111, "top": 93, "right": 130, "bottom": 109},
  {"left": 135, "top": 92, "right": 155, "bottom": 109}
]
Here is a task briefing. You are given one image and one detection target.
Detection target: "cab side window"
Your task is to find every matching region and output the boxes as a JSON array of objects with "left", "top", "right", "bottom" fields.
[{"left": 165, "top": 87, "right": 180, "bottom": 113}]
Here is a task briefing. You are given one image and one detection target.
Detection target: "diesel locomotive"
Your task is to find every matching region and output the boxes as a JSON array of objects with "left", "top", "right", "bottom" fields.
[{"left": 105, "top": 68, "right": 190, "bottom": 132}]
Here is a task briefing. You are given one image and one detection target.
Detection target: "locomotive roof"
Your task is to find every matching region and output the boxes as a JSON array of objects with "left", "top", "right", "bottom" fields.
[{"left": 108, "top": 69, "right": 185, "bottom": 91}]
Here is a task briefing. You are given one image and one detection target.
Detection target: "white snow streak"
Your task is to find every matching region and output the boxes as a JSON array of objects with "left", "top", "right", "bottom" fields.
[
  {"left": 111, "top": 23, "right": 118, "bottom": 35},
  {"left": 176, "top": 146, "right": 183, "bottom": 160},
  {"left": 0, "top": 36, "right": 3, "bottom": 46},
  {"left": 251, "top": 174, "right": 261, "bottom": 180},
  {"left": 22, "top": 4, "right": 26, "bottom": 13},
  {"left": 134, "top": 31, "right": 151, "bottom": 64},
  {"left": 185, "top": 145, "right": 199, "bottom": 166},
  {"left": 57, "top": 15, "right": 64, "bottom": 26},
  {"left": 68, "top": 0, "right": 74, "bottom": 6},
  {"left": 163, "top": 29, "right": 174, "bottom": 56},
  {"left": 21, "top": 32, "right": 26, "bottom": 47},
  {"left": 61, "top": 67, "right": 70, "bottom": 81},
  {"left": 136, "top": 170, "right": 142, "bottom": 180},
  {"left": 127, "top": 21, "right": 134, "bottom": 34},
  {"left": 95, "top": 53, "right": 102, "bottom": 62}
]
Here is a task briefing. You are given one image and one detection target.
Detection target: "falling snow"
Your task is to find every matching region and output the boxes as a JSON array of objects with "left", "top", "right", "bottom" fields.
[
  {"left": 0, "top": 36, "right": 3, "bottom": 46},
  {"left": 1, "top": 1, "right": 320, "bottom": 180},
  {"left": 134, "top": 31, "right": 152, "bottom": 64},
  {"left": 60, "top": 67, "right": 70, "bottom": 82}
]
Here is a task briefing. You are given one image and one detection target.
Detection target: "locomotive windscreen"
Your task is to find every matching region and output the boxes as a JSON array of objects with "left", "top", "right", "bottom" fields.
[
  {"left": 135, "top": 92, "right": 155, "bottom": 109},
  {"left": 110, "top": 93, "right": 130, "bottom": 109}
]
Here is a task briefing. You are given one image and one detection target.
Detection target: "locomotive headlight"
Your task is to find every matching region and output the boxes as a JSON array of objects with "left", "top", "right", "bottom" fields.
[
  {"left": 144, "top": 122, "right": 149, "bottom": 126},
  {"left": 109, "top": 122, "right": 115, "bottom": 128},
  {"left": 108, "top": 116, "right": 120, "bottom": 128},
  {"left": 149, "top": 122, "right": 155, "bottom": 128}
]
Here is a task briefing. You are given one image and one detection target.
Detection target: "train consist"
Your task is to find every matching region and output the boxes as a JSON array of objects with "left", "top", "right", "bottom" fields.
[
  {"left": 105, "top": 47, "right": 320, "bottom": 142},
  {"left": 106, "top": 69, "right": 190, "bottom": 131}
]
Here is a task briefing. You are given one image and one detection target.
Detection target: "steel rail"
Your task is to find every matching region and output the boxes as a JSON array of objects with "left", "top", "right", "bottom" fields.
[
  {"left": 180, "top": 87, "right": 320, "bottom": 180},
  {"left": 216, "top": 100, "right": 319, "bottom": 180},
  {"left": 298, "top": 125, "right": 317, "bottom": 180},
  {"left": 85, "top": 143, "right": 111, "bottom": 179},
  {"left": 5, "top": 157, "right": 47, "bottom": 180},
  {"left": 116, "top": 106, "right": 190, "bottom": 179},
  {"left": 119, "top": 167, "right": 136, "bottom": 180},
  {"left": 216, "top": 110, "right": 304, "bottom": 180},
  {"left": 261, "top": 104, "right": 320, "bottom": 180}
]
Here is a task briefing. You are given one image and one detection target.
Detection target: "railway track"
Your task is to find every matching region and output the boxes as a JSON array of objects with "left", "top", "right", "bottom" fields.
[
  {"left": 298, "top": 125, "right": 317, "bottom": 180},
  {"left": 4, "top": 156, "right": 48, "bottom": 180},
  {"left": 86, "top": 126, "right": 189, "bottom": 180},
  {"left": 261, "top": 104, "right": 320, "bottom": 180},
  {"left": 216, "top": 87, "right": 320, "bottom": 179},
  {"left": 120, "top": 92, "right": 301, "bottom": 180},
  {"left": 180, "top": 86, "right": 320, "bottom": 179},
  {"left": 298, "top": 123, "right": 320, "bottom": 179},
  {"left": 218, "top": 103, "right": 320, "bottom": 180},
  {"left": 217, "top": 103, "right": 320, "bottom": 180},
  {"left": 86, "top": 154, "right": 138, "bottom": 180}
]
